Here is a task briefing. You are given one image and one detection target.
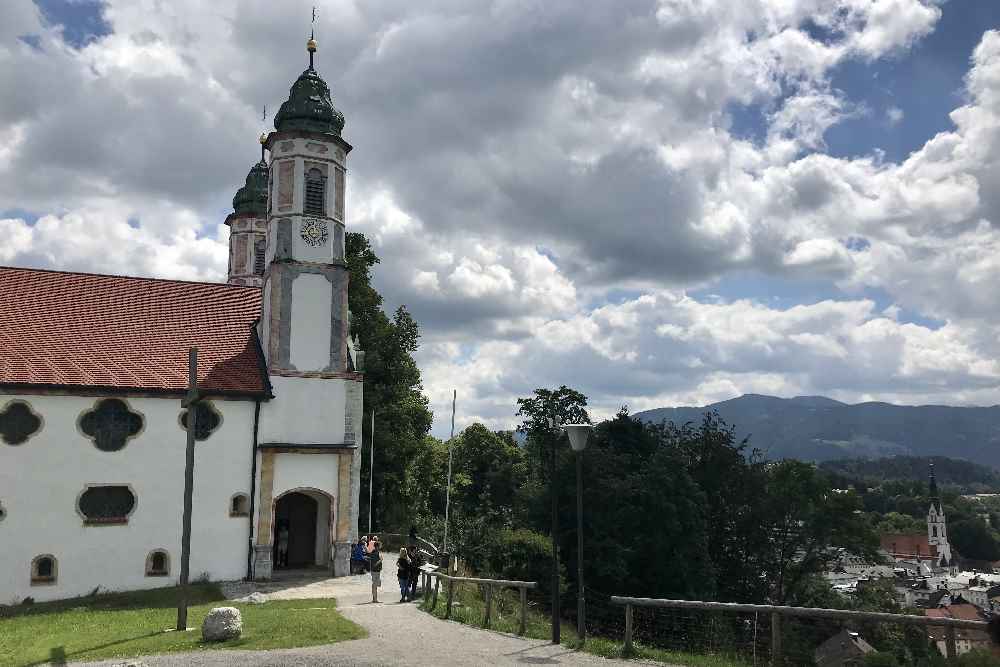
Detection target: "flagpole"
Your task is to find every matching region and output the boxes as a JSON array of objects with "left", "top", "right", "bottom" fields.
[
  {"left": 443, "top": 390, "right": 456, "bottom": 553},
  {"left": 368, "top": 409, "right": 374, "bottom": 536}
]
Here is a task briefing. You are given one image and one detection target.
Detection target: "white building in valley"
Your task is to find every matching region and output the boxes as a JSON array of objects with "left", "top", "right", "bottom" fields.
[{"left": 0, "top": 37, "right": 364, "bottom": 603}]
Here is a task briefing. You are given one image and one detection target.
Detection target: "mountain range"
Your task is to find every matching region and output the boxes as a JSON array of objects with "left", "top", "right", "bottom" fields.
[{"left": 633, "top": 394, "right": 1000, "bottom": 469}]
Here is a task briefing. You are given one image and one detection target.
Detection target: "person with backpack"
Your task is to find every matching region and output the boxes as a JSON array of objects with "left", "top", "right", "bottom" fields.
[
  {"left": 397, "top": 547, "right": 411, "bottom": 602},
  {"left": 368, "top": 537, "right": 383, "bottom": 602}
]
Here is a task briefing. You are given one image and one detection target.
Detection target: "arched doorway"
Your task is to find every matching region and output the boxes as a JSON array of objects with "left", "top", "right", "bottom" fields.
[{"left": 273, "top": 492, "right": 318, "bottom": 569}]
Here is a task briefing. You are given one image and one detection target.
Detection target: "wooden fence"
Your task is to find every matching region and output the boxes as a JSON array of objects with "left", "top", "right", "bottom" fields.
[
  {"left": 426, "top": 571, "right": 538, "bottom": 636},
  {"left": 611, "top": 596, "right": 989, "bottom": 662}
]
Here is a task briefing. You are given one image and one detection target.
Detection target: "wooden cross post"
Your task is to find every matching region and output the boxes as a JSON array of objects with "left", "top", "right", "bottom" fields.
[{"left": 177, "top": 347, "right": 202, "bottom": 631}]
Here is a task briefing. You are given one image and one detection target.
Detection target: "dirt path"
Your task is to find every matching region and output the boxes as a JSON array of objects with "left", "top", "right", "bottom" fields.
[{"left": 79, "top": 553, "right": 664, "bottom": 666}]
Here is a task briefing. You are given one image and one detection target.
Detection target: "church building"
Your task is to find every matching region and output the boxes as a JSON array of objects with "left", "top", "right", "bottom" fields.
[
  {"left": 880, "top": 465, "right": 954, "bottom": 570},
  {"left": 0, "top": 37, "right": 364, "bottom": 603}
]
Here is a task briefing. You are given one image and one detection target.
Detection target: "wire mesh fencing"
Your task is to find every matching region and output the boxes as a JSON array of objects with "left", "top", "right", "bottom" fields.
[{"left": 606, "top": 596, "right": 992, "bottom": 666}]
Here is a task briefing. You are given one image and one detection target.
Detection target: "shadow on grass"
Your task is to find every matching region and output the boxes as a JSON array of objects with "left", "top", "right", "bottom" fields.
[
  {"left": 1, "top": 583, "right": 224, "bottom": 619},
  {"left": 27, "top": 631, "right": 166, "bottom": 667}
]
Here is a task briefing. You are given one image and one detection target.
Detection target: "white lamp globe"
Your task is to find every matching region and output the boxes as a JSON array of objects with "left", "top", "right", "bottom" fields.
[{"left": 563, "top": 424, "right": 593, "bottom": 452}]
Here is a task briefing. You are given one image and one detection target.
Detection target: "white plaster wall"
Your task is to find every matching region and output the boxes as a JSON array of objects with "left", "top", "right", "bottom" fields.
[
  {"left": 289, "top": 273, "right": 332, "bottom": 372},
  {"left": 0, "top": 395, "right": 257, "bottom": 603},
  {"left": 258, "top": 376, "right": 346, "bottom": 445}
]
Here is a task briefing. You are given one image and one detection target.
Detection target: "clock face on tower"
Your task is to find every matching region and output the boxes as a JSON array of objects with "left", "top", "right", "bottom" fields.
[{"left": 300, "top": 218, "right": 329, "bottom": 247}]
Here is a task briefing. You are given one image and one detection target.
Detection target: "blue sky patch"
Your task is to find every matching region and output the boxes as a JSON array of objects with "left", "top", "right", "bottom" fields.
[
  {"left": 33, "top": 0, "right": 111, "bottom": 49},
  {"left": 824, "top": 1, "right": 1000, "bottom": 163}
]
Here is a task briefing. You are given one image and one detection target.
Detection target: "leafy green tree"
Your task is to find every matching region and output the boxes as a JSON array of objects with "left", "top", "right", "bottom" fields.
[
  {"left": 949, "top": 519, "right": 1000, "bottom": 561},
  {"left": 347, "top": 232, "right": 434, "bottom": 532},
  {"left": 756, "top": 460, "right": 880, "bottom": 604}
]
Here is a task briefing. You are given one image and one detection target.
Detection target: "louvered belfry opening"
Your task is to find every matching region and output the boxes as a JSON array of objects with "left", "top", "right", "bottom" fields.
[
  {"left": 304, "top": 167, "right": 327, "bottom": 216},
  {"left": 254, "top": 238, "right": 266, "bottom": 275}
]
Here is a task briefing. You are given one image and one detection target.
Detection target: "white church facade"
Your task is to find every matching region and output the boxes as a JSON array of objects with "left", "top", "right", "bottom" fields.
[{"left": 0, "top": 38, "right": 364, "bottom": 603}]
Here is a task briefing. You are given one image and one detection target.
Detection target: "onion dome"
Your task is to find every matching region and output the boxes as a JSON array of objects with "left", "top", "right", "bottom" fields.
[
  {"left": 273, "top": 38, "right": 345, "bottom": 137},
  {"left": 232, "top": 160, "right": 268, "bottom": 216}
]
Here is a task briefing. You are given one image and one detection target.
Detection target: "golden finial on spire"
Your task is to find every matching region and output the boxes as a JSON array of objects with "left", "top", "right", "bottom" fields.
[{"left": 307, "top": 7, "right": 318, "bottom": 68}]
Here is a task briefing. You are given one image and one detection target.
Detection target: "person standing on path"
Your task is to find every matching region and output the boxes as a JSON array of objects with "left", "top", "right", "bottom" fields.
[
  {"left": 406, "top": 543, "right": 422, "bottom": 601},
  {"left": 368, "top": 537, "right": 383, "bottom": 603},
  {"left": 397, "top": 547, "right": 411, "bottom": 602}
]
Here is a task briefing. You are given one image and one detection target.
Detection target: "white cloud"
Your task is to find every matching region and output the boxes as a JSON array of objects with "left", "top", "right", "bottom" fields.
[{"left": 5, "top": 1, "right": 1000, "bottom": 436}]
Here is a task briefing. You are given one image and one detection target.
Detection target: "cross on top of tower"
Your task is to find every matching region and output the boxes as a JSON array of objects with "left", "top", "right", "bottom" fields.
[{"left": 307, "top": 6, "right": 318, "bottom": 70}]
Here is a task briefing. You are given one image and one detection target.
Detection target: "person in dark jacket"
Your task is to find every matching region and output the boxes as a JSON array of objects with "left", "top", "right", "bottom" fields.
[
  {"left": 368, "top": 538, "right": 383, "bottom": 603},
  {"left": 406, "top": 544, "right": 423, "bottom": 601},
  {"left": 397, "top": 547, "right": 411, "bottom": 602}
]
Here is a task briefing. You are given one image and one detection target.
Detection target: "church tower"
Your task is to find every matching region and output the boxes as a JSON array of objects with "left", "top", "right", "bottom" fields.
[
  {"left": 224, "top": 136, "right": 269, "bottom": 287},
  {"left": 259, "top": 35, "right": 350, "bottom": 372},
  {"left": 249, "top": 34, "right": 364, "bottom": 580},
  {"left": 927, "top": 464, "right": 953, "bottom": 566}
]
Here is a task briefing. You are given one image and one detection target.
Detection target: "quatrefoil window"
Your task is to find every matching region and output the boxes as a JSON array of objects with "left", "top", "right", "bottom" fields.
[
  {"left": 79, "top": 399, "right": 143, "bottom": 452},
  {"left": 179, "top": 401, "right": 222, "bottom": 441},
  {"left": 0, "top": 400, "right": 42, "bottom": 445}
]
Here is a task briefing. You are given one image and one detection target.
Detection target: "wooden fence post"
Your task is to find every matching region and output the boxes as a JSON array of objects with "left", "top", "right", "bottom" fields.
[
  {"left": 771, "top": 612, "right": 782, "bottom": 667},
  {"left": 445, "top": 577, "right": 455, "bottom": 619},
  {"left": 519, "top": 586, "right": 528, "bottom": 636},
  {"left": 624, "top": 604, "right": 634, "bottom": 655},
  {"left": 423, "top": 573, "right": 430, "bottom": 603},
  {"left": 484, "top": 585, "right": 493, "bottom": 628},
  {"left": 946, "top": 626, "right": 957, "bottom": 658},
  {"left": 433, "top": 575, "right": 440, "bottom": 609}
]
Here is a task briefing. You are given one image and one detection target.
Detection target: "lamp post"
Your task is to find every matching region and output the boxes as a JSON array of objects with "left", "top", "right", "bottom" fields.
[
  {"left": 546, "top": 416, "right": 561, "bottom": 644},
  {"left": 563, "top": 424, "right": 593, "bottom": 642}
]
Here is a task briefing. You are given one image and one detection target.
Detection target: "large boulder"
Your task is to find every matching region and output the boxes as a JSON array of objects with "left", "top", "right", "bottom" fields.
[{"left": 201, "top": 606, "right": 242, "bottom": 642}]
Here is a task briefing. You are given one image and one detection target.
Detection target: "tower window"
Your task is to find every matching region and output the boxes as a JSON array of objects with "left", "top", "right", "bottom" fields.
[
  {"left": 254, "top": 238, "right": 266, "bottom": 275},
  {"left": 304, "top": 167, "right": 327, "bottom": 216}
]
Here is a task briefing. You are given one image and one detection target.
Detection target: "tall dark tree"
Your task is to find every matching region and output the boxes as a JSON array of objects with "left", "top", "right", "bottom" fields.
[{"left": 347, "top": 232, "right": 433, "bottom": 531}]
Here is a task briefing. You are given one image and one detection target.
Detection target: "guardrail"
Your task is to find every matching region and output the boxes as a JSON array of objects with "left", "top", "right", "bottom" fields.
[
  {"left": 427, "top": 571, "right": 538, "bottom": 635},
  {"left": 610, "top": 596, "right": 989, "bottom": 662}
]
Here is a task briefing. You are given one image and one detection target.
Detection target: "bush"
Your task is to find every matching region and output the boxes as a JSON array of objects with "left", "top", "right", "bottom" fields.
[{"left": 478, "top": 529, "right": 566, "bottom": 597}]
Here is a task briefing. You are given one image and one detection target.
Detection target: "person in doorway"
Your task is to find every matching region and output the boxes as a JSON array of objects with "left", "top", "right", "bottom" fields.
[
  {"left": 368, "top": 537, "right": 383, "bottom": 602},
  {"left": 397, "top": 547, "right": 411, "bottom": 602},
  {"left": 276, "top": 521, "right": 290, "bottom": 568},
  {"left": 407, "top": 544, "right": 423, "bottom": 601}
]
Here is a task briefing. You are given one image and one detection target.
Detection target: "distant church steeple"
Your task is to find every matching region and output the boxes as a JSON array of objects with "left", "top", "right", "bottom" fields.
[{"left": 927, "top": 463, "right": 953, "bottom": 566}]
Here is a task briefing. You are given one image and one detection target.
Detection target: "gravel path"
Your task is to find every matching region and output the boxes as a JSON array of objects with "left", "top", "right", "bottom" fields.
[{"left": 77, "top": 553, "right": 665, "bottom": 666}]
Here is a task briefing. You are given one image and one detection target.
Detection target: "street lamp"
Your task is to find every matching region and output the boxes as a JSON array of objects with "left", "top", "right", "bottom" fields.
[
  {"left": 546, "top": 416, "right": 561, "bottom": 644},
  {"left": 563, "top": 424, "right": 593, "bottom": 642}
]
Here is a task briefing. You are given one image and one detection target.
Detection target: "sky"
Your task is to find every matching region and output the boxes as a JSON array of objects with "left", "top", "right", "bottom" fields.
[{"left": 2, "top": 0, "right": 1000, "bottom": 438}]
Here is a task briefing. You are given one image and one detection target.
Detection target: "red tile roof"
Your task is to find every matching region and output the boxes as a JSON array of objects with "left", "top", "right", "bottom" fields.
[
  {"left": 927, "top": 603, "right": 984, "bottom": 622},
  {"left": 881, "top": 534, "right": 938, "bottom": 559},
  {"left": 0, "top": 267, "right": 268, "bottom": 396}
]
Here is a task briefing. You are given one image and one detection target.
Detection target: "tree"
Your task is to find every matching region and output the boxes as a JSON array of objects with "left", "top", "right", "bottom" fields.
[
  {"left": 949, "top": 519, "right": 1000, "bottom": 561},
  {"left": 347, "top": 232, "right": 434, "bottom": 531},
  {"left": 756, "top": 460, "right": 879, "bottom": 604}
]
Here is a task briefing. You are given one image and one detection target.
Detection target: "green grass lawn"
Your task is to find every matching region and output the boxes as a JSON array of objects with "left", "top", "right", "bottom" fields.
[
  {"left": 0, "top": 584, "right": 366, "bottom": 667},
  {"left": 418, "top": 582, "right": 749, "bottom": 667}
]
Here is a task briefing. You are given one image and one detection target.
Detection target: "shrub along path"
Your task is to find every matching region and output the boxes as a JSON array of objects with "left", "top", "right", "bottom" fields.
[{"left": 75, "top": 553, "right": 661, "bottom": 666}]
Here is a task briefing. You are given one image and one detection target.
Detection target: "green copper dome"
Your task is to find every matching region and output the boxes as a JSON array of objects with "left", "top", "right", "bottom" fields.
[
  {"left": 273, "top": 66, "right": 345, "bottom": 137},
  {"left": 232, "top": 160, "right": 268, "bottom": 215}
]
